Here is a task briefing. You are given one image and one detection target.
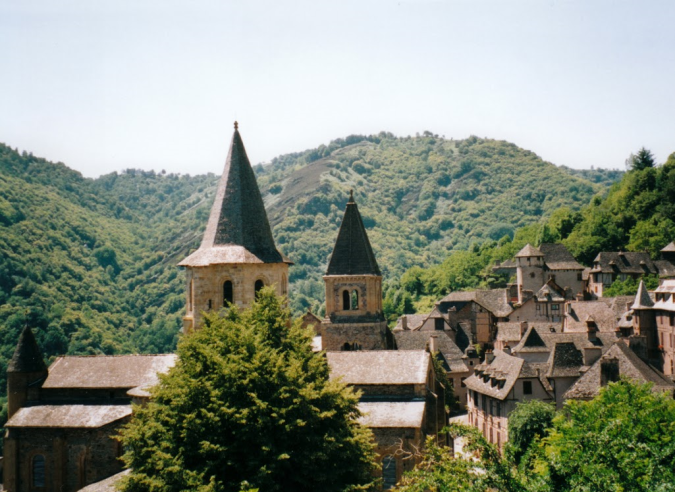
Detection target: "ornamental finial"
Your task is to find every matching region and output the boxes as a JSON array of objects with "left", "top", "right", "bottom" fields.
[{"left": 234, "top": 121, "right": 239, "bottom": 130}]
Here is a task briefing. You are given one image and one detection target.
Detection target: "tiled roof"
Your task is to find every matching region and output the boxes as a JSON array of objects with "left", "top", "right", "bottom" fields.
[
  {"left": 393, "top": 314, "right": 427, "bottom": 332},
  {"left": 496, "top": 322, "right": 524, "bottom": 343},
  {"left": 564, "top": 342, "right": 674, "bottom": 400},
  {"left": 565, "top": 301, "right": 617, "bottom": 332},
  {"left": 43, "top": 354, "right": 176, "bottom": 391},
  {"left": 358, "top": 401, "right": 426, "bottom": 428},
  {"left": 535, "top": 279, "right": 566, "bottom": 302},
  {"left": 654, "top": 280, "right": 675, "bottom": 312},
  {"left": 605, "top": 296, "right": 635, "bottom": 320},
  {"left": 632, "top": 280, "right": 654, "bottom": 309},
  {"left": 326, "top": 194, "right": 381, "bottom": 276},
  {"left": 547, "top": 342, "right": 584, "bottom": 378},
  {"left": 539, "top": 243, "right": 584, "bottom": 270},
  {"left": 8, "top": 326, "right": 47, "bottom": 373},
  {"left": 662, "top": 242, "right": 675, "bottom": 253},
  {"left": 463, "top": 351, "right": 524, "bottom": 400},
  {"left": 179, "top": 127, "right": 289, "bottom": 267},
  {"left": 78, "top": 471, "right": 130, "bottom": 492},
  {"left": 590, "top": 252, "right": 658, "bottom": 275},
  {"left": 516, "top": 244, "right": 544, "bottom": 258},
  {"left": 655, "top": 260, "right": 675, "bottom": 277},
  {"left": 393, "top": 331, "right": 469, "bottom": 373},
  {"left": 439, "top": 289, "right": 513, "bottom": 318},
  {"left": 327, "top": 351, "right": 429, "bottom": 385},
  {"left": 512, "top": 325, "right": 617, "bottom": 354},
  {"left": 5, "top": 405, "right": 132, "bottom": 428}
]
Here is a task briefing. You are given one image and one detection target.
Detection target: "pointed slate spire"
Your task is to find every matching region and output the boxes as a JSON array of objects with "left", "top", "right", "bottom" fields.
[
  {"left": 179, "top": 123, "right": 287, "bottom": 266},
  {"left": 8, "top": 325, "right": 47, "bottom": 373},
  {"left": 327, "top": 191, "right": 381, "bottom": 276},
  {"left": 631, "top": 280, "right": 654, "bottom": 309}
]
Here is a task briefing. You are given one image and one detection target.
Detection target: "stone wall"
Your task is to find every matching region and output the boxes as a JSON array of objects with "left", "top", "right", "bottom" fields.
[{"left": 322, "top": 321, "right": 389, "bottom": 351}]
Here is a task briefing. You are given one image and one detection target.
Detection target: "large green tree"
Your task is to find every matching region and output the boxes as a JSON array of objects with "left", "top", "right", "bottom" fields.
[
  {"left": 535, "top": 380, "right": 675, "bottom": 492},
  {"left": 118, "top": 288, "right": 377, "bottom": 492},
  {"left": 504, "top": 400, "right": 555, "bottom": 467}
]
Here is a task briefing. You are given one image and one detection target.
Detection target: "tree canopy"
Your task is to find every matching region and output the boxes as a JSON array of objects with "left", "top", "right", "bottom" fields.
[{"left": 118, "top": 289, "right": 377, "bottom": 492}]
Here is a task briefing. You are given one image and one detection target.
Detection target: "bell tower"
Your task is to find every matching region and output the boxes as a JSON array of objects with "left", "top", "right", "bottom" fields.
[
  {"left": 322, "top": 191, "right": 391, "bottom": 351},
  {"left": 179, "top": 123, "right": 292, "bottom": 332}
]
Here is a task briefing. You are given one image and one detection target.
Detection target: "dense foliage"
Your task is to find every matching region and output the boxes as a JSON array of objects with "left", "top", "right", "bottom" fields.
[
  {"left": 504, "top": 400, "right": 555, "bottom": 467},
  {"left": 396, "top": 381, "right": 675, "bottom": 492},
  {"left": 118, "top": 289, "right": 376, "bottom": 492}
]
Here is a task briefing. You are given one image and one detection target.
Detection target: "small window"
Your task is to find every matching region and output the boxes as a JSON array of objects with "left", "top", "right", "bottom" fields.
[
  {"left": 32, "top": 454, "right": 46, "bottom": 488},
  {"left": 460, "top": 378, "right": 466, "bottom": 388},
  {"left": 577, "top": 272, "right": 583, "bottom": 281},
  {"left": 281, "top": 274, "right": 287, "bottom": 295},
  {"left": 223, "top": 280, "right": 233, "bottom": 306},
  {"left": 382, "top": 456, "right": 397, "bottom": 490},
  {"left": 351, "top": 290, "right": 359, "bottom": 310},
  {"left": 188, "top": 280, "right": 194, "bottom": 312},
  {"left": 207, "top": 299, "right": 212, "bottom": 310},
  {"left": 254, "top": 280, "right": 264, "bottom": 295},
  {"left": 523, "top": 381, "right": 533, "bottom": 395},
  {"left": 342, "top": 342, "right": 351, "bottom": 351},
  {"left": 434, "top": 318, "right": 444, "bottom": 331},
  {"left": 530, "top": 272, "right": 535, "bottom": 278},
  {"left": 551, "top": 304, "right": 560, "bottom": 311},
  {"left": 342, "top": 290, "right": 350, "bottom": 310}
]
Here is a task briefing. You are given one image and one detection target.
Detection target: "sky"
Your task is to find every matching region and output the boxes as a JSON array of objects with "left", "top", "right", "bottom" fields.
[{"left": 1, "top": 0, "right": 674, "bottom": 178}]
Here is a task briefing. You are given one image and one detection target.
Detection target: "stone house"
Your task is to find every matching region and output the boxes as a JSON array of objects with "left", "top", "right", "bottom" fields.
[
  {"left": 588, "top": 251, "right": 658, "bottom": 298},
  {"left": 327, "top": 351, "right": 446, "bottom": 489},
  {"left": 464, "top": 350, "right": 554, "bottom": 452},
  {"left": 3, "top": 325, "right": 175, "bottom": 492}
]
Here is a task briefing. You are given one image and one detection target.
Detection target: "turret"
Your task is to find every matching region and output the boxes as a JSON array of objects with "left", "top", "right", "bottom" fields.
[
  {"left": 7, "top": 326, "right": 47, "bottom": 419},
  {"left": 178, "top": 123, "right": 291, "bottom": 331},
  {"left": 515, "top": 243, "right": 545, "bottom": 303},
  {"left": 322, "top": 191, "right": 391, "bottom": 351}
]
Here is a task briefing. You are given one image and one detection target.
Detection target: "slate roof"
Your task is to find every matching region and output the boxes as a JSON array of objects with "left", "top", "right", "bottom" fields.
[
  {"left": 327, "top": 351, "right": 429, "bottom": 385},
  {"left": 496, "top": 322, "right": 524, "bottom": 343},
  {"left": 179, "top": 126, "right": 289, "bottom": 267},
  {"left": 655, "top": 260, "right": 675, "bottom": 278},
  {"left": 393, "top": 314, "right": 427, "bottom": 332},
  {"left": 43, "top": 354, "right": 176, "bottom": 393},
  {"left": 326, "top": 193, "right": 381, "bottom": 276},
  {"left": 590, "top": 252, "right": 658, "bottom": 275},
  {"left": 511, "top": 325, "right": 618, "bottom": 354},
  {"left": 5, "top": 405, "right": 132, "bottom": 428},
  {"left": 516, "top": 244, "right": 544, "bottom": 258},
  {"left": 393, "top": 331, "right": 469, "bottom": 373},
  {"left": 539, "top": 243, "right": 584, "bottom": 270},
  {"left": 632, "top": 280, "right": 654, "bottom": 309},
  {"left": 654, "top": 280, "right": 675, "bottom": 312},
  {"left": 439, "top": 289, "right": 513, "bottom": 318},
  {"left": 463, "top": 351, "right": 524, "bottom": 400},
  {"left": 564, "top": 301, "right": 618, "bottom": 332},
  {"left": 8, "top": 326, "right": 47, "bottom": 373},
  {"left": 78, "top": 470, "right": 131, "bottom": 492},
  {"left": 358, "top": 401, "right": 426, "bottom": 428},
  {"left": 535, "top": 279, "right": 566, "bottom": 302},
  {"left": 564, "top": 342, "right": 674, "bottom": 400},
  {"left": 605, "top": 296, "right": 635, "bottom": 320},
  {"left": 663, "top": 242, "right": 675, "bottom": 253},
  {"left": 547, "top": 342, "right": 584, "bottom": 378}
]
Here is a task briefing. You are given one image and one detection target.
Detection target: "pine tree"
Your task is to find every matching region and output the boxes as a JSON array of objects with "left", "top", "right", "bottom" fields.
[{"left": 118, "top": 288, "right": 377, "bottom": 492}]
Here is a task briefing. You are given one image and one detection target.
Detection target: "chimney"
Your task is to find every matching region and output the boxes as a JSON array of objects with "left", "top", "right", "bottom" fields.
[
  {"left": 576, "top": 292, "right": 584, "bottom": 301},
  {"left": 600, "top": 357, "right": 620, "bottom": 386},
  {"left": 401, "top": 316, "right": 408, "bottom": 331},
  {"left": 485, "top": 350, "right": 495, "bottom": 364},
  {"left": 520, "top": 321, "right": 528, "bottom": 338},
  {"left": 428, "top": 334, "right": 437, "bottom": 354}
]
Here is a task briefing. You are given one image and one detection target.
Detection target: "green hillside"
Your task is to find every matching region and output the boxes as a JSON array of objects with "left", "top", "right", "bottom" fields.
[
  {"left": 0, "top": 134, "right": 620, "bottom": 400},
  {"left": 255, "top": 133, "right": 619, "bottom": 314}
]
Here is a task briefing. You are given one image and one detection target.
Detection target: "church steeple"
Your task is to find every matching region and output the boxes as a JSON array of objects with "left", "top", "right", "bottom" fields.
[
  {"left": 7, "top": 325, "right": 47, "bottom": 418},
  {"left": 180, "top": 123, "right": 288, "bottom": 266},
  {"left": 179, "top": 124, "right": 290, "bottom": 332},
  {"left": 326, "top": 190, "right": 380, "bottom": 276}
]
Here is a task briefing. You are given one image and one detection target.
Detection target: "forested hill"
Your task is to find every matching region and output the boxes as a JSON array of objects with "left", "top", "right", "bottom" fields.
[
  {"left": 0, "top": 135, "right": 619, "bottom": 396},
  {"left": 255, "top": 133, "right": 621, "bottom": 313}
]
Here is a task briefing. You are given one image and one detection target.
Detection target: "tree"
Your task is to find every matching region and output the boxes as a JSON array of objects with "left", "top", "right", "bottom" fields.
[
  {"left": 534, "top": 380, "right": 675, "bottom": 492},
  {"left": 504, "top": 400, "right": 555, "bottom": 466},
  {"left": 627, "top": 147, "right": 656, "bottom": 171},
  {"left": 394, "top": 424, "right": 524, "bottom": 492},
  {"left": 118, "top": 288, "right": 377, "bottom": 492}
]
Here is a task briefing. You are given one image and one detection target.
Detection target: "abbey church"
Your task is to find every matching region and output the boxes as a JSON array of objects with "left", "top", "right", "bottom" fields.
[{"left": 3, "top": 125, "right": 448, "bottom": 491}]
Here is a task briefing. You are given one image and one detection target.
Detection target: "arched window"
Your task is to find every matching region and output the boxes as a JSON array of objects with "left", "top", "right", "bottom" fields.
[
  {"left": 32, "top": 454, "right": 46, "bottom": 488},
  {"left": 255, "top": 279, "right": 264, "bottom": 295},
  {"left": 342, "top": 290, "right": 351, "bottom": 310},
  {"left": 223, "top": 281, "right": 233, "bottom": 306},
  {"left": 281, "top": 274, "right": 287, "bottom": 295},
  {"left": 382, "top": 456, "right": 397, "bottom": 489},
  {"left": 207, "top": 299, "right": 212, "bottom": 310},
  {"left": 351, "top": 290, "right": 359, "bottom": 310},
  {"left": 342, "top": 342, "right": 351, "bottom": 351}
]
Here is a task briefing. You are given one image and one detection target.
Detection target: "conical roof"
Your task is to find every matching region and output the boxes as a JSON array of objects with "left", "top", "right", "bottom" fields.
[
  {"left": 631, "top": 280, "right": 654, "bottom": 310},
  {"left": 326, "top": 192, "right": 381, "bottom": 276},
  {"left": 516, "top": 243, "right": 544, "bottom": 258},
  {"left": 8, "top": 326, "right": 47, "bottom": 373},
  {"left": 179, "top": 123, "right": 289, "bottom": 266},
  {"left": 662, "top": 242, "right": 675, "bottom": 252}
]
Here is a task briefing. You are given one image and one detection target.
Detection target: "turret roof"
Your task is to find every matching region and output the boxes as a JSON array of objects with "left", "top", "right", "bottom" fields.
[
  {"left": 515, "top": 243, "right": 544, "bottom": 258},
  {"left": 8, "top": 326, "right": 47, "bottom": 373},
  {"left": 631, "top": 280, "right": 654, "bottom": 310},
  {"left": 662, "top": 242, "right": 675, "bottom": 253},
  {"left": 179, "top": 123, "right": 289, "bottom": 267},
  {"left": 326, "top": 192, "right": 381, "bottom": 275}
]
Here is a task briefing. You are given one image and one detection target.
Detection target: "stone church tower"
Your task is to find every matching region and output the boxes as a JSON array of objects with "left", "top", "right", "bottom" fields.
[
  {"left": 322, "top": 192, "right": 392, "bottom": 351},
  {"left": 179, "top": 123, "right": 291, "bottom": 332}
]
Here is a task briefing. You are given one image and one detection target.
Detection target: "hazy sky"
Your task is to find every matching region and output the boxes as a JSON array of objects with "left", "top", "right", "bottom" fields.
[{"left": 1, "top": 0, "right": 674, "bottom": 178}]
